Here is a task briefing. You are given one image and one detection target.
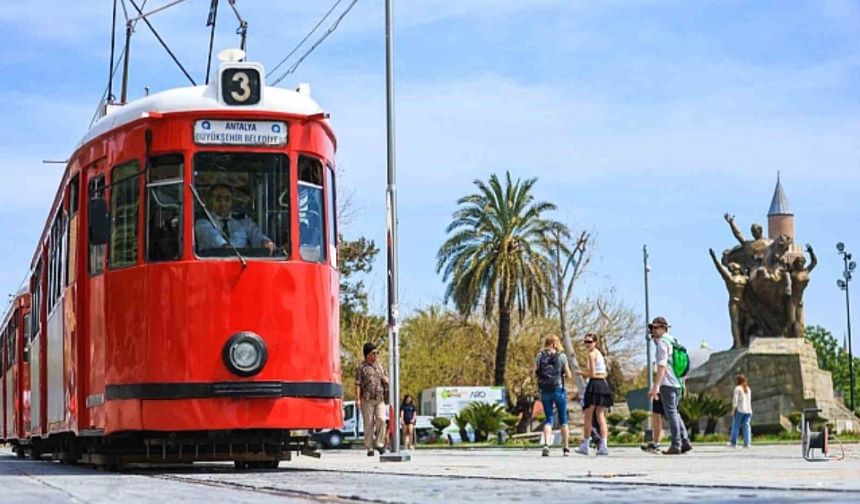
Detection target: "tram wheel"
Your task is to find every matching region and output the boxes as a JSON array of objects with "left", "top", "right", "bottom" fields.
[{"left": 233, "top": 461, "right": 248, "bottom": 469}]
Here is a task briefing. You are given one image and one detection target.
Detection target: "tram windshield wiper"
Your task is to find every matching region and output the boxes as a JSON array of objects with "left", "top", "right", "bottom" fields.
[{"left": 189, "top": 184, "right": 247, "bottom": 268}]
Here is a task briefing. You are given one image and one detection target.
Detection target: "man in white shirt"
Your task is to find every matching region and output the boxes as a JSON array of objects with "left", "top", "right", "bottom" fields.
[
  {"left": 195, "top": 184, "right": 277, "bottom": 255},
  {"left": 647, "top": 316, "right": 692, "bottom": 455}
]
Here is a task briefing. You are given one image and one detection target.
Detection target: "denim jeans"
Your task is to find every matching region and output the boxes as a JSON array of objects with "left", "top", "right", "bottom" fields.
[
  {"left": 540, "top": 387, "right": 569, "bottom": 426},
  {"left": 729, "top": 411, "right": 752, "bottom": 447},
  {"left": 659, "top": 385, "right": 689, "bottom": 449}
]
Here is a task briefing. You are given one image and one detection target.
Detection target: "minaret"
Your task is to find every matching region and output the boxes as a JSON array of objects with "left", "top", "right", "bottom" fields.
[
  {"left": 767, "top": 172, "right": 794, "bottom": 240},
  {"left": 767, "top": 172, "right": 802, "bottom": 260}
]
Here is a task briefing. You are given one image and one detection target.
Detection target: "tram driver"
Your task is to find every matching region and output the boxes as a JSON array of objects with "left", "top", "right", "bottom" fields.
[{"left": 195, "top": 183, "right": 277, "bottom": 255}]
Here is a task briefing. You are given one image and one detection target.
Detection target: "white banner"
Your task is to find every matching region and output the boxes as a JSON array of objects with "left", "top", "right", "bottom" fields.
[{"left": 194, "top": 120, "right": 287, "bottom": 146}]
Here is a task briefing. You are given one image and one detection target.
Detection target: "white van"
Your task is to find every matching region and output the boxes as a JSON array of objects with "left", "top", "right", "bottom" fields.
[{"left": 312, "top": 400, "right": 432, "bottom": 449}]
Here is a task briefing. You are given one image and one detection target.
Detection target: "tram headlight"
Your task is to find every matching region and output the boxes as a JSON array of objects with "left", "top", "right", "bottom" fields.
[{"left": 222, "top": 332, "right": 267, "bottom": 377}]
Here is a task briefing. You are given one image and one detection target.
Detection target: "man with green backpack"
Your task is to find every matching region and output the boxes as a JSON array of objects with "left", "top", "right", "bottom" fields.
[{"left": 647, "top": 316, "right": 693, "bottom": 455}]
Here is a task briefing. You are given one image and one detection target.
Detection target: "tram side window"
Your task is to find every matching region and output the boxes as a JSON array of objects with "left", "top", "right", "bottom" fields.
[
  {"left": 67, "top": 174, "right": 80, "bottom": 286},
  {"left": 299, "top": 156, "right": 326, "bottom": 263},
  {"left": 193, "top": 152, "right": 289, "bottom": 259},
  {"left": 147, "top": 154, "right": 184, "bottom": 262},
  {"left": 326, "top": 165, "right": 337, "bottom": 252},
  {"left": 46, "top": 209, "right": 66, "bottom": 314},
  {"left": 8, "top": 315, "right": 16, "bottom": 367},
  {"left": 88, "top": 176, "right": 106, "bottom": 275},
  {"left": 22, "top": 312, "right": 29, "bottom": 361},
  {"left": 109, "top": 161, "right": 141, "bottom": 269},
  {"left": 30, "top": 262, "right": 42, "bottom": 341}
]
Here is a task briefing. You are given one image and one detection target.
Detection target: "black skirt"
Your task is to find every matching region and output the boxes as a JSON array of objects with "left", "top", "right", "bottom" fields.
[{"left": 583, "top": 378, "right": 614, "bottom": 408}]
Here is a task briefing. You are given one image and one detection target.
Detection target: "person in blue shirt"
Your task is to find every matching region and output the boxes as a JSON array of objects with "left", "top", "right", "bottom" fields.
[
  {"left": 400, "top": 394, "right": 417, "bottom": 450},
  {"left": 195, "top": 183, "right": 276, "bottom": 255}
]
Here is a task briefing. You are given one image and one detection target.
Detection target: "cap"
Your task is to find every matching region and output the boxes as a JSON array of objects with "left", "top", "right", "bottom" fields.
[
  {"left": 363, "top": 342, "right": 378, "bottom": 357},
  {"left": 649, "top": 316, "right": 670, "bottom": 329}
]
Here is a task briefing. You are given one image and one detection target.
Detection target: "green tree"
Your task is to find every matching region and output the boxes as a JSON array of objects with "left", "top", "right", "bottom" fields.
[
  {"left": 805, "top": 324, "right": 860, "bottom": 406},
  {"left": 806, "top": 325, "right": 840, "bottom": 372},
  {"left": 338, "top": 235, "right": 380, "bottom": 319},
  {"left": 437, "top": 172, "right": 556, "bottom": 386}
]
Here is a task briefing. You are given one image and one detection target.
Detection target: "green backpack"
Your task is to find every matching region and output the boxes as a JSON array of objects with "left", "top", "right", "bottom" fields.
[{"left": 663, "top": 335, "right": 690, "bottom": 379}]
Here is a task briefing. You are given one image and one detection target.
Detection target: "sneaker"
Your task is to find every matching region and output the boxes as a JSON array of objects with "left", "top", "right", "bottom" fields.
[
  {"left": 597, "top": 446, "right": 609, "bottom": 456},
  {"left": 726, "top": 442, "right": 737, "bottom": 448},
  {"left": 541, "top": 445, "right": 550, "bottom": 457},
  {"left": 681, "top": 441, "right": 693, "bottom": 454},
  {"left": 367, "top": 450, "right": 374, "bottom": 457},
  {"left": 575, "top": 444, "right": 590, "bottom": 456},
  {"left": 376, "top": 447, "right": 386, "bottom": 455},
  {"left": 662, "top": 446, "right": 682, "bottom": 455},
  {"left": 640, "top": 442, "right": 660, "bottom": 453},
  {"left": 742, "top": 445, "right": 751, "bottom": 449},
  {"left": 562, "top": 448, "right": 570, "bottom": 457}
]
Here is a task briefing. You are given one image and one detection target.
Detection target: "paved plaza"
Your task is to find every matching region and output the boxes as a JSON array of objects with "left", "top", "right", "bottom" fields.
[{"left": 3, "top": 443, "right": 859, "bottom": 503}]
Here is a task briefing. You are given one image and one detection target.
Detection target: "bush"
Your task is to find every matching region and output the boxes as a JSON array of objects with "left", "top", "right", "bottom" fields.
[
  {"left": 431, "top": 417, "right": 451, "bottom": 437},
  {"left": 625, "top": 409, "right": 649, "bottom": 434},
  {"left": 611, "top": 432, "right": 642, "bottom": 444},
  {"left": 460, "top": 402, "right": 507, "bottom": 442},
  {"left": 606, "top": 412, "right": 625, "bottom": 428},
  {"left": 697, "top": 433, "right": 728, "bottom": 443},
  {"left": 787, "top": 412, "right": 802, "bottom": 431},
  {"left": 453, "top": 413, "right": 470, "bottom": 442}
]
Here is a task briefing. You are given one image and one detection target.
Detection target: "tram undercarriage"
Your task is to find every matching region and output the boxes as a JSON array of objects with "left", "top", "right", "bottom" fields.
[{"left": 12, "top": 429, "right": 319, "bottom": 470}]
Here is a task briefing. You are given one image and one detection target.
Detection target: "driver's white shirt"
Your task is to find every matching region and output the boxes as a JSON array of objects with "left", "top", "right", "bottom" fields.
[{"left": 194, "top": 214, "right": 271, "bottom": 249}]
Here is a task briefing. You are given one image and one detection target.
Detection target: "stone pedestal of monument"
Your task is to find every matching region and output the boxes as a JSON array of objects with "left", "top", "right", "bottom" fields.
[{"left": 685, "top": 337, "right": 857, "bottom": 434}]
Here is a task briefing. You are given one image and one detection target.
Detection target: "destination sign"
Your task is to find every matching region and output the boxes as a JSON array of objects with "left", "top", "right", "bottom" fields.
[{"left": 193, "top": 120, "right": 287, "bottom": 146}]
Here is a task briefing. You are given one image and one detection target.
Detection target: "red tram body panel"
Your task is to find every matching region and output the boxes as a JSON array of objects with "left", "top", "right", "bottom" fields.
[
  {"left": 1, "top": 292, "right": 31, "bottom": 450},
  {"left": 6, "top": 60, "right": 343, "bottom": 465}
]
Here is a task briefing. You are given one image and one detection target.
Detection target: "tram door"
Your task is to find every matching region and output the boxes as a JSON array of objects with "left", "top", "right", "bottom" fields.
[
  {"left": 83, "top": 164, "right": 107, "bottom": 429},
  {"left": 45, "top": 198, "right": 67, "bottom": 429}
]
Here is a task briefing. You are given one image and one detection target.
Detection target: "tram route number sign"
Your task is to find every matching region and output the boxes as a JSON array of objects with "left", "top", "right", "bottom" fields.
[{"left": 193, "top": 120, "right": 287, "bottom": 146}]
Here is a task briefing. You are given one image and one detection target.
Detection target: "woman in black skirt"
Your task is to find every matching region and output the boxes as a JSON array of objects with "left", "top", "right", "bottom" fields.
[{"left": 575, "top": 333, "right": 613, "bottom": 455}]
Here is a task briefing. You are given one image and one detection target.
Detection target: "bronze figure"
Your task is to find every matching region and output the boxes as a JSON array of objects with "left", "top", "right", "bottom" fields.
[
  {"left": 709, "top": 248, "right": 748, "bottom": 348},
  {"left": 712, "top": 214, "right": 812, "bottom": 346}
]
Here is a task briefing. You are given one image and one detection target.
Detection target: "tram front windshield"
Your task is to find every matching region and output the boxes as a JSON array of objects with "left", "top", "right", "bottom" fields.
[{"left": 193, "top": 152, "right": 289, "bottom": 258}]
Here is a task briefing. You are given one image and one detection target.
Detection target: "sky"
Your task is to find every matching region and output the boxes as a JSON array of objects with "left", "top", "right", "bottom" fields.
[{"left": 1, "top": 0, "right": 859, "bottom": 354}]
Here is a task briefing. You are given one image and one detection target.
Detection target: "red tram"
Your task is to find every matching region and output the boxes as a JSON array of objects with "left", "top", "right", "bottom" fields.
[
  {"left": 0, "top": 58, "right": 342, "bottom": 467},
  {"left": 2, "top": 290, "right": 31, "bottom": 455}
]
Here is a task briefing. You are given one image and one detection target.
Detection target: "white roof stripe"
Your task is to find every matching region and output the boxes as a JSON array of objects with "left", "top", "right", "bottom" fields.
[{"left": 79, "top": 82, "right": 325, "bottom": 148}]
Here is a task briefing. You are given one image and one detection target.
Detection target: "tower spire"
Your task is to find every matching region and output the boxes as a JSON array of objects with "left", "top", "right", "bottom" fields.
[{"left": 768, "top": 172, "right": 792, "bottom": 216}]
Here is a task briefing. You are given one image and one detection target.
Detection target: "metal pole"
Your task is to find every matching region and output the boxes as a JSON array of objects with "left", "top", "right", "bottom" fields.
[
  {"left": 120, "top": 21, "right": 133, "bottom": 104},
  {"left": 643, "top": 245, "right": 653, "bottom": 441},
  {"left": 845, "top": 255, "right": 855, "bottom": 412},
  {"left": 380, "top": 0, "right": 409, "bottom": 463}
]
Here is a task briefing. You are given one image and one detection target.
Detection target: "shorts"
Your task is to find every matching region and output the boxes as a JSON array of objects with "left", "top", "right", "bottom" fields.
[
  {"left": 652, "top": 398, "right": 665, "bottom": 416},
  {"left": 540, "top": 387, "right": 569, "bottom": 425},
  {"left": 582, "top": 378, "right": 614, "bottom": 408}
]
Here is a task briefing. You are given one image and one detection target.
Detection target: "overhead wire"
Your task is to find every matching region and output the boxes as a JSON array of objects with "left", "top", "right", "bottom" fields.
[
  {"left": 270, "top": 0, "right": 360, "bottom": 86},
  {"left": 90, "top": 0, "right": 149, "bottom": 126},
  {"left": 128, "top": 0, "right": 196, "bottom": 86},
  {"left": 267, "top": 0, "right": 343, "bottom": 78}
]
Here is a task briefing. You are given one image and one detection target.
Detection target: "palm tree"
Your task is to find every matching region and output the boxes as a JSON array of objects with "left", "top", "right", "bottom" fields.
[{"left": 437, "top": 171, "right": 556, "bottom": 386}]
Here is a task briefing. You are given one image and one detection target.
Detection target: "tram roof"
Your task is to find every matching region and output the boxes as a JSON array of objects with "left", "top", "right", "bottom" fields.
[{"left": 79, "top": 82, "right": 327, "bottom": 148}]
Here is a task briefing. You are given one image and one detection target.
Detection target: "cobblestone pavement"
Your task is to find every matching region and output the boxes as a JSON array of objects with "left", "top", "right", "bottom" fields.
[{"left": 3, "top": 444, "right": 859, "bottom": 503}]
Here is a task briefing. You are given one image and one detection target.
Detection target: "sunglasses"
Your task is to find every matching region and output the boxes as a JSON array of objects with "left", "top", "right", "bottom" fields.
[{"left": 583, "top": 340, "right": 595, "bottom": 344}]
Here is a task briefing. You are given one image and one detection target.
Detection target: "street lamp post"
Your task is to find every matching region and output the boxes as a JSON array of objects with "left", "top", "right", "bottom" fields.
[
  {"left": 643, "top": 245, "right": 653, "bottom": 441},
  {"left": 380, "top": 0, "right": 409, "bottom": 463},
  {"left": 837, "top": 242, "right": 856, "bottom": 412}
]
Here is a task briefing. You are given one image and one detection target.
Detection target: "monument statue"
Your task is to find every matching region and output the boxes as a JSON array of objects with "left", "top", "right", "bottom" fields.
[
  {"left": 688, "top": 177, "right": 857, "bottom": 435},
  {"left": 711, "top": 213, "right": 814, "bottom": 346}
]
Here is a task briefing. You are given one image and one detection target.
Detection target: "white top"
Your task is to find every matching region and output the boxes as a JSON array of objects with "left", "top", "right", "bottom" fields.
[
  {"left": 655, "top": 333, "right": 681, "bottom": 388},
  {"left": 733, "top": 385, "right": 752, "bottom": 414},
  {"left": 592, "top": 350, "right": 607, "bottom": 375}
]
